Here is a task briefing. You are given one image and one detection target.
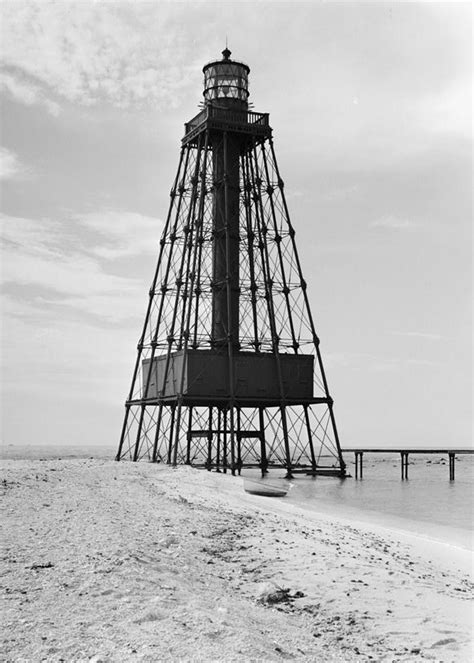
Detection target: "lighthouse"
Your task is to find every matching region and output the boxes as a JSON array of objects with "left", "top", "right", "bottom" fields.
[{"left": 116, "top": 50, "right": 346, "bottom": 477}]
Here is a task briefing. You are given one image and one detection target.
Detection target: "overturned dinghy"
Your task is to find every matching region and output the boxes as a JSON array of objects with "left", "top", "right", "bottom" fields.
[{"left": 243, "top": 478, "right": 290, "bottom": 497}]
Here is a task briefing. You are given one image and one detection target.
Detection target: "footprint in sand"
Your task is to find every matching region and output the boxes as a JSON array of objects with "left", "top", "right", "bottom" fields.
[
  {"left": 431, "top": 637, "right": 457, "bottom": 648},
  {"left": 133, "top": 611, "right": 165, "bottom": 624}
]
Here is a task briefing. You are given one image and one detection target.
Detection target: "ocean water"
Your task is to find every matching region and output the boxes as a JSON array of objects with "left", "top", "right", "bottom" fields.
[
  {"left": 2, "top": 444, "right": 472, "bottom": 550},
  {"left": 0, "top": 443, "right": 116, "bottom": 461},
  {"left": 286, "top": 454, "right": 474, "bottom": 551}
]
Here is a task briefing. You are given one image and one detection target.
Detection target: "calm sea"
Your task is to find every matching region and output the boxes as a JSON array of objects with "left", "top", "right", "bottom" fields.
[
  {"left": 286, "top": 453, "right": 473, "bottom": 551},
  {"left": 2, "top": 444, "right": 472, "bottom": 550}
]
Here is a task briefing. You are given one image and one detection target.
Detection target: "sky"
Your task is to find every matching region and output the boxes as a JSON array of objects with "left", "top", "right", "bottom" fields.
[{"left": 1, "top": 1, "right": 472, "bottom": 452}]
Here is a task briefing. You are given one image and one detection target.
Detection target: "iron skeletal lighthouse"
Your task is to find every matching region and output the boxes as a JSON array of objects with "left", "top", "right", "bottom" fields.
[{"left": 116, "top": 49, "right": 346, "bottom": 477}]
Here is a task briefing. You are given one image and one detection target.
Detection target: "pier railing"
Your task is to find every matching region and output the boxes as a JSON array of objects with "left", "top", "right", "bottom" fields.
[{"left": 342, "top": 448, "right": 473, "bottom": 481}]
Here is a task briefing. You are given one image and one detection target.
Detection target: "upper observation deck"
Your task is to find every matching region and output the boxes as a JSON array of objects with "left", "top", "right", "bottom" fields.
[{"left": 183, "top": 105, "right": 271, "bottom": 145}]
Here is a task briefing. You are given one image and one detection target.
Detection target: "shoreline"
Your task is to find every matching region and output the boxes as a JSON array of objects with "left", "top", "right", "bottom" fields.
[
  {"left": 2, "top": 447, "right": 472, "bottom": 554},
  {"left": 2, "top": 443, "right": 472, "bottom": 540},
  {"left": 290, "top": 496, "right": 473, "bottom": 576},
  {"left": 2, "top": 449, "right": 472, "bottom": 558},
  {"left": 286, "top": 490, "right": 473, "bottom": 569},
  {"left": 170, "top": 464, "right": 474, "bottom": 576},
  {"left": 2, "top": 457, "right": 473, "bottom": 661}
]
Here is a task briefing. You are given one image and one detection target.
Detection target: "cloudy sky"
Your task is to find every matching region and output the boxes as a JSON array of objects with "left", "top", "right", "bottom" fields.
[{"left": 1, "top": 1, "right": 471, "bottom": 452}]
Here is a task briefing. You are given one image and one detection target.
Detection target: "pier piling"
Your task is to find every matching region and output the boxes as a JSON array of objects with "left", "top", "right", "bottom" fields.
[
  {"left": 448, "top": 452, "right": 455, "bottom": 481},
  {"left": 400, "top": 451, "right": 409, "bottom": 480},
  {"left": 354, "top": 451, "right": 363, "bottom": 479}
]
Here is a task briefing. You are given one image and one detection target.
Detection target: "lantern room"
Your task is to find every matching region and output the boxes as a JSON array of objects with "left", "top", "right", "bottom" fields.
[{"left": 203, "top": 48, "right": 250, "bottom": 109}]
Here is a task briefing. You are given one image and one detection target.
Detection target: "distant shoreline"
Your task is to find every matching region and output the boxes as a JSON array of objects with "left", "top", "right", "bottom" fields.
[{"left": 2, "top": 441, "right": 473, "bottom": 459}]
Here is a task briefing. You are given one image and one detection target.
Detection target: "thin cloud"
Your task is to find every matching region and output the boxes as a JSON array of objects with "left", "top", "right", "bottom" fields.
[
  {"left": 322, "top": 184, "right": 359, "bottom": 202},
  {"left": 0, "top": 146, "right": 27, "bottom": 180},
  {"left": 325, "top": 351, "right": 443, "bottom": 372},
  {"left": 2, "top": 295, "right": 134, "bottom": 407},
  {"left": 0, "top": 70, "right": 61, "bottom": 116},
  {"left": 1, "top": 211, "right": 162, "bottom": 323},
  {"left": 369, "top": 215, "right": 418, "bottom": 231},
  {"left": 1, "top": 3, "right": 199, "bottom": 111},
  {"left": 369, "top": 360, "right": 401, "bottom": 373},
  {"left": 406, "top": 358, "right": 442, "bottom": 367},
  {"left": 78, "top": 211, "right": 162, "bottom": 260},
  {"left": 391, "top": 331, "right": 443, "bottom": 341},
  {"left": 419, "top": 77, "right": 471, "bottom": 139}
]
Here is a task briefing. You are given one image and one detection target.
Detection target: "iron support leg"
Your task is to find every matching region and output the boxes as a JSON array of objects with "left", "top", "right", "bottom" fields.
[
  {"left": 216, "top": 409, "right": 221, "bottom": 472},
  {"left": 167, "top": 406, "right": 176, "bottom": 465},
  {"left": 152, "top": 403, "right": 165, "bottom": 462},
  {"left": 303, "top": 404, "right": 317, "bottom": 472},
  {"left": 223, "top": 409, "right": 228, "bottom": 474},
  {"left": 236, "top": 408, "right": 242, "bottom": 475},
  {"left": 206, "top": 407, "right": 213, "bottom": 471},
  {"left": 258, "top": 407, "right": 268, "bottom": 476},
  {"left": 133, "top": 406, "right": 146, "bottom": 461},
  {"left": 229, "top": 407, "right": 236, "bottom": 476},
  {"left": 185, "top": 407, "right": 193, "bottom": 465},
  {"left": 280, "top": 406, "right": 293, "bottom": 478},
  {"left": 172, "top": 400, "right": 183, "bottom": 466}
]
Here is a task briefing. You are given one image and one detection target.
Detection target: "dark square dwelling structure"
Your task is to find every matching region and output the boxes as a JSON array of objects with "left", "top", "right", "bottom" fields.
[{"left": 116, "top": 49, "right": 346, "bottom": 477}]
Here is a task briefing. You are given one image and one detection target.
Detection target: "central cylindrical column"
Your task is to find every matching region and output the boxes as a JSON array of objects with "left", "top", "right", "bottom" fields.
[
  {"left": 212, "top": 132, "right": 240, "bottom": 347},
  {"left": 203, "top": 49, "right": 249, "bottom": 350}
]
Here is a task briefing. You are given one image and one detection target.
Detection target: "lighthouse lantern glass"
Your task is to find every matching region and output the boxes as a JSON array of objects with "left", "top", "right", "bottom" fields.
[{"left": 203, "top": 62, "right": 249, "bottom": 103}]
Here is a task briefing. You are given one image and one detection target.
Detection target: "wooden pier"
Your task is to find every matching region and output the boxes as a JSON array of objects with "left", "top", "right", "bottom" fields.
[{"left": 342, "top": 448, "right": 473, "bottom": 481}]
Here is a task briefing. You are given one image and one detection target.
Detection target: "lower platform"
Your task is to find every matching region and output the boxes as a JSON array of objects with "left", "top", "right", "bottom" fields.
[{"left": 117, "top": 396, "right": 346, "bottom": 477}]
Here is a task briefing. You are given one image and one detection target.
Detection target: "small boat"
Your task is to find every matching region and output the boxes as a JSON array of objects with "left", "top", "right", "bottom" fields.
[{"left": 243, "top": 477, "right": 289, "bottom": 497}]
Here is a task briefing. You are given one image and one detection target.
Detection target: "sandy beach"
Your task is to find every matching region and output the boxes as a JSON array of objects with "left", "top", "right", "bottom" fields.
[{"left": 1, "top": 457, "right": 473, "bottom": 662}]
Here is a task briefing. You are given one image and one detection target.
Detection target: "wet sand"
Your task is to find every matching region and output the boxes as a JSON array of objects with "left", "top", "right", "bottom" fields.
[{"left": 1, "top": 458, "right": 473, "bottom": 661}]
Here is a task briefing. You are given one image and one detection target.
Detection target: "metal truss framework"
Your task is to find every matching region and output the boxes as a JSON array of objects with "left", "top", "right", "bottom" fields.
[{"left": 116, "top": 120, "right": 346, "bottom": 477}]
